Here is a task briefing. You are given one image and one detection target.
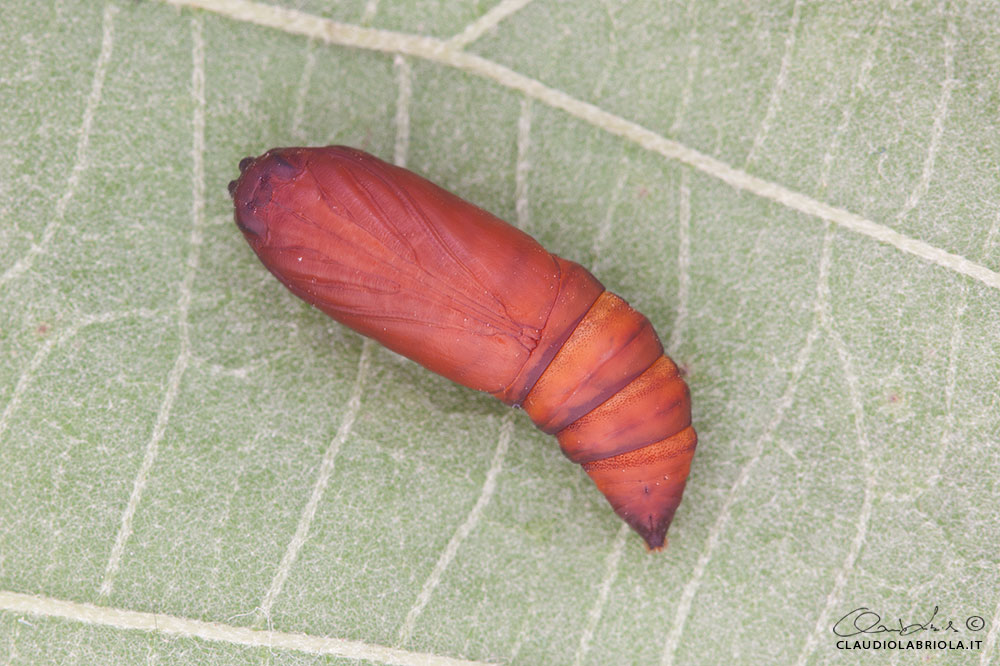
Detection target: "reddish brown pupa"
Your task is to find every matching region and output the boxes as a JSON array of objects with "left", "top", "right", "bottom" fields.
[{"left": 229, "top": 146, "right": 696, "bottom": 550}]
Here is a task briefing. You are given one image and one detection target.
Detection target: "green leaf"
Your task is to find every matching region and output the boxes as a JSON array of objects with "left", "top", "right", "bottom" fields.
[{"left": 2, "top": 1, "right": 998, "bottom": 664}]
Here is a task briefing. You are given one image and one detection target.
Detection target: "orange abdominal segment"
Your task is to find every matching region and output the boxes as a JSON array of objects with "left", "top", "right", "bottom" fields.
[
  {"left": 556, "top": 356, "right": 692, "bottom": 464},
  {"left": 521, "top": 292, "right": 663, "bottom": 434},
  {"left": 522, "top": 290, "right": 696, "bottom": 550},
  {"left": 581, "top": 426, "right": 697, "bottom": 551}
]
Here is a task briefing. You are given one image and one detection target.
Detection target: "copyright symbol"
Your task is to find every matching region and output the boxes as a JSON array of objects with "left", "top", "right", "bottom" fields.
[{"left": 967, "top": 616, "right": 985, "bottom": 632}]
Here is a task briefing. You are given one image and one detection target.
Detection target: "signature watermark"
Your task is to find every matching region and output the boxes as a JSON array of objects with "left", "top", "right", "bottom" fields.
[{"left": 833, "top": 606, "right": 986, "bottom": 653}]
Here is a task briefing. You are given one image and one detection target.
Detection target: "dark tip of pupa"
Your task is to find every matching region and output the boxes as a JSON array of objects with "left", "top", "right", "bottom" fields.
[
  {"left": 228, "top": 179, "right": 239, "bottom": 197},
  {"left": 239, "top": 157, "right": 254, "bottom": 172},
  {"left": 636, "top": 515, "right": 668, "bottom": 551}
]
